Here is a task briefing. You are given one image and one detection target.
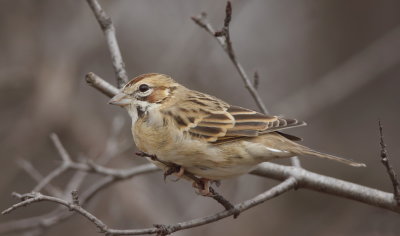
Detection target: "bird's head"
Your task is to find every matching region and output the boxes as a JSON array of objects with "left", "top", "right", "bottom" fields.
[{"left": 109, "top": 73, "right": 179, "bottom": 116}]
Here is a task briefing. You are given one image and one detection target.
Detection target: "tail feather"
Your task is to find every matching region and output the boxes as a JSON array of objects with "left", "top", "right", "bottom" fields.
[{"left": 298, "top": 148, "right": 366, "bottom": 167}]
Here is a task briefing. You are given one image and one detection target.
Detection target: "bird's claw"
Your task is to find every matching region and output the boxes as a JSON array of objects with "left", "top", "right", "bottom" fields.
[
  {"left": 192, "top": 178, "right": 213, "bottom": 196},
  {"left": 163, "top": 164, "right": 184, "bottom": 182}
]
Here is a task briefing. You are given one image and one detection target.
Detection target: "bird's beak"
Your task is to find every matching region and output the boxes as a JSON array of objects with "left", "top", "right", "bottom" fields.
[{"left": 108, "top": 93, "right": 131, "bottom": 106}]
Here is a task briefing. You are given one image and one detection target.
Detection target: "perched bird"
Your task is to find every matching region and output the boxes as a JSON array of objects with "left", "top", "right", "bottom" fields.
[{"left": 109, "top": 73, "right": 365, "bottom": 194}]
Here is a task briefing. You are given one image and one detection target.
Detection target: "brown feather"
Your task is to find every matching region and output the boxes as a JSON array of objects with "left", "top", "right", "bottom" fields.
[
  {"left": 162, "top": 93, "right": 306, "bottom": 143},
  {"left": 190, "top": 126, "right": 225, "bottom": 136},
  {"left": 124, "top": 73, "right": 159, "bottom": 87}
]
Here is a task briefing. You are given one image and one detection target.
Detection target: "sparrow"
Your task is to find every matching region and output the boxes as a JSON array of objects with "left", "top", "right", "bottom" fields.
[{"left": 109, "top": 73, "right": 365, "bottom": 194}]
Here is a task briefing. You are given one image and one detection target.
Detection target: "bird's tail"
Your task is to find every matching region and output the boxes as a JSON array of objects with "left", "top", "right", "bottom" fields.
[{"left": 296, "top": 146, "right": 366, "bottom": 167}]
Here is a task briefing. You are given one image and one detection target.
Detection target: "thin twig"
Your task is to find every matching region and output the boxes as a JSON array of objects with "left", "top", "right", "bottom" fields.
[
  {"left": 86, "top": 0, "right": 128, "bottom": 88},
  {"left": 50, "top": 133, "right": 72, "bottom": 163},
  {"left": 378, "top": 120, "right": 400, "bottom": 205},
  {"left": 86, "top": 72, "right": 120, "bottom": 97},
  {"left": 191, "top": 1, "right": 268, "bottom": 114}
]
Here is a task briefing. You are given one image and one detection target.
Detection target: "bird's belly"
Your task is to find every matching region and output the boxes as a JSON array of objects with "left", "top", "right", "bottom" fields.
[
  {"left": 150, "top": 140, "right": 270, "bottom": 180},
  {"left": 133, "top": 128, "right": 294, "bottom": 180},
  {"left": 184, "top": 163, "right": 258, "bottom": 180}
]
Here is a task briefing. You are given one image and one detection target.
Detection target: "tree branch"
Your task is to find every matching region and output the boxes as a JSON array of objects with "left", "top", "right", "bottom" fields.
[
  {"left": 2, "top": 178, "right": 297, "bottom": 235},
  {"left": 251, "top": 162, "right": 400, "bottom": 213},
  {"left": 0, "top": 164, "right": 159, "bottom": 235},
  {"left": 378, "top": 120, "right": 400, "bottom": 205},
  {"left": 3, "top": 123, "right": 399, "bottom": 235},
  {"left": 191, "top": 1, "right": 269, "bottom": 114},
  {"left": 86, "top": 72, "right": 119, "bottom": 97},
  {"left": 86, "top": 0, "right": 128, "bottom": 88}
]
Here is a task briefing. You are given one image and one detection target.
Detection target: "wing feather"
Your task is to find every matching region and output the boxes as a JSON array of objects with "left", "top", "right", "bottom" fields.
[{"left": 161, "top": 91, "right": 306, "bottom": 143}]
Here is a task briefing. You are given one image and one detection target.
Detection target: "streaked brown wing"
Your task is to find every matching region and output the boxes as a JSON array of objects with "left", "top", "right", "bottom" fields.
[{"left": 163, "top": 91, "right": 306, "bottom": 143}]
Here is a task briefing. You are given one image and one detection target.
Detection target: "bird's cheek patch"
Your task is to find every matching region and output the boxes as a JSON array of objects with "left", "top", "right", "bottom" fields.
[{"left": 149, "top": 87, "right": 169, "bottom": 103}]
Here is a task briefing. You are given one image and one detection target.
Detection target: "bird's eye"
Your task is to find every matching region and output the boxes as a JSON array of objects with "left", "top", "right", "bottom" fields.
[{"left": 139, "top": 84, "right": 150, "bottom": 92}]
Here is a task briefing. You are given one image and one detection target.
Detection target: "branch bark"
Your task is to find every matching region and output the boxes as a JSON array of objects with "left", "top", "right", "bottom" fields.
[{"left": 87, "top": 0, "right": 128, "bottom": 88}]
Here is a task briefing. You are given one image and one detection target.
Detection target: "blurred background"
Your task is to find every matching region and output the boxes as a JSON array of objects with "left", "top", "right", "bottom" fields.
[{"left": 1, "top": 0, "right": 400, "bottom": 235}]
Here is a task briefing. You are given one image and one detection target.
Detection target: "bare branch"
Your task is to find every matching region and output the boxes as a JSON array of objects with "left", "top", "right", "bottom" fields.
[
  {"left": 109, "top": 177, "right": 297, "bottom": 235},
  {"left": 2, "top": 178, "right": 296, "bottom": 235},
  {"left": 49, "top": 133, "right": 72, "bottom": 163},
  {"left": 251, "top": 162, "right": 400, "bottom": 213},
  {"left": 86, "top": 0, "right": 128, "bottom": 88},
  {"left": 2, "top": 192, "right": 109, "bottom": 233},
  {"left": 86, "top": 72, "right": 119, "bottom": 97},
  {"left": 191, "top": 1, "right": 269, "bottom": 114},
  {"left": 0, "top": 164, "right": 158, "bottom": 235},
  {"left": 378, "top": 120, "right": 400, "bottom": 205}
]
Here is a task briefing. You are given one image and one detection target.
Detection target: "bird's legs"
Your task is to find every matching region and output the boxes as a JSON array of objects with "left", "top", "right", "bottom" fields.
[{"left": 165, "top": 166, "right": 213, "bottom": 196}]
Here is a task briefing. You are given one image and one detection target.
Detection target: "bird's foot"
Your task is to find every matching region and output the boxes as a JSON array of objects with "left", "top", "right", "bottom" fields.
[
  {"left": 192, "top": 178, "right": 213, "bottom": 196},
  {"left": 163, "top": 164, "right": 184, "bottom": 182}
]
